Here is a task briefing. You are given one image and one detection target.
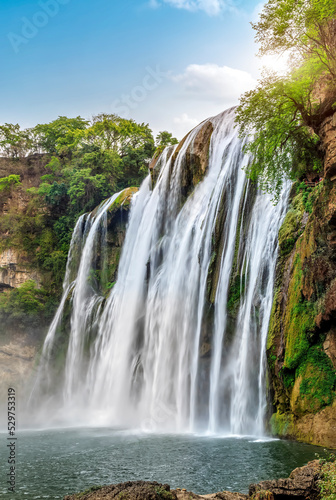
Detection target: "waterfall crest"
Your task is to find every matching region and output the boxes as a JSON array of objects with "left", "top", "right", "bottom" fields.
[{"left": 30, "top": 109, "right": 288, "bottom": 435}]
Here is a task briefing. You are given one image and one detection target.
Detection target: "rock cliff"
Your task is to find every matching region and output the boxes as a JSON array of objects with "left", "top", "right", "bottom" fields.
[{"left": 267, "top": 109, "right": 336, "bottom": 448}]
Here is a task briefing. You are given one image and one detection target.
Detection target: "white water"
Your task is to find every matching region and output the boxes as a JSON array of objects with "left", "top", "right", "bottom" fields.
[{"left": 30, "top": 109, "right": 288, "bottom": 435}]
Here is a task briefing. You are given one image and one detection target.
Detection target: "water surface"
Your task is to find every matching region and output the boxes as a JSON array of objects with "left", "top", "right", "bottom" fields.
[{"left": 0, "top": 428, "right": 324, "bottom": 499}]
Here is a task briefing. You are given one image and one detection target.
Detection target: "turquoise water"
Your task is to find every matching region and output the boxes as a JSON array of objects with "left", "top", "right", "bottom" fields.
[{"left": 0, "top": 428, "right": 325, "bottom": 499}]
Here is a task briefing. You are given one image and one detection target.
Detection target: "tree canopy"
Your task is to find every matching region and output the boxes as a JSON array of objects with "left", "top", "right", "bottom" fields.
[
  {"left": 253, "top": 0, "right": 336, "bottom": 76},
  {"left": 0, "top": 113, "right": 179, "bottom": 296},
  {"left": 236, "top": 0, "right": 336, "bottom": 199}
]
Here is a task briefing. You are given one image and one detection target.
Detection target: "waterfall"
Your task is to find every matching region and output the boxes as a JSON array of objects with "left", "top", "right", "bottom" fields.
[{"left": 30, "top": 108, "right": 288, "bottom": 435}]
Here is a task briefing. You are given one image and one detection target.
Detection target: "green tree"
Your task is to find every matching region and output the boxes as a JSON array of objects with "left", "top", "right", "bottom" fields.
[
  {"left": 253, "top": 0, "right": 336, "bottom": 77},
  {"left": 86, "top": 115, "right": 155, "bottom": 186},
  {"left": 236, "top": 0, "right": 336, "bottom": 198},
  {"left": 0, "top": 280, "right": 47, "bottom": 328},
  {"left": 34, "top": 116, "right": 88, "bottom": 156},
  {"left": 155, "top": 131, "right": 179, "bottom": 147},
  {"left": 0, "top": 113, "right": 175, "bottom": 324},
  {"left": 0, "top": 124, "right": 32, "bottom": 159},
  {"left": 0, "top": 174, "right": 21, "bottom": 193}
]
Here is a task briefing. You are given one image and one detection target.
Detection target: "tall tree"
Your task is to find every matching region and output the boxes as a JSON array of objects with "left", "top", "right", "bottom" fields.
[{"left": 235, "top": 0, "right": 336, "bottom": 198}]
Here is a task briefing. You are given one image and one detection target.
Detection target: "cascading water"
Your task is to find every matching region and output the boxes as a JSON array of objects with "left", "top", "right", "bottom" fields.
[
  {"left": 30, "top": 108, "right": 288, "bottom": 435},
  {"left": 30, "top": 193, "right": 122, "bottom": 405}
]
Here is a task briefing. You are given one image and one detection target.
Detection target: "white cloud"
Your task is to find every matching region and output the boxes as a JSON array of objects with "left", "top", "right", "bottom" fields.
[
  {"left": 150, "top": 0, "right": 231, "bottom": 16},
  {"left": 174, "top": 113, "right": 199, "bottom": 127},
  {"left": 171, "top": 63, "right": 256, "bottom": 103},
  {"left": 173, "top": 113, "right": 200, "bottom": 137}
]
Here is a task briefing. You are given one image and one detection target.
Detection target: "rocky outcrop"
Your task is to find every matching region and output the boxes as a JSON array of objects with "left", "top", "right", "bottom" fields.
[
  {"left": 63, "top": 480, "right": 248, "bottom": 500},
  {"left": 105, "top": 187, "right": 138, "bottom": 286},
  {"left": 319, "top": 109, "right": 336, "bottom": 181},
  {"left": 0, "top": 154, "right": 50, "bottom": 212},
  {"left": 173, "top": 120, "right": 213, "bottom": 201},
  {"left": 64, "top": 462, "right": 326, "bottom": 500},
  {"left": 324, "top": 330, "right": 336, "bottom": 369},
  {"left": 249, "top": 461, "right": 321, "bottom": 500},
  {"left": 150, "top": 120, "right": 214, "bottom": 200},
  {"left": 64, "top": 481, "right": 178, "bottom": 500},
  {"left": 0, "top": 248, "right": 42, "bottom": 291},
  {"left": 291, "top": 400, "right": 336, "bottom": 448}
]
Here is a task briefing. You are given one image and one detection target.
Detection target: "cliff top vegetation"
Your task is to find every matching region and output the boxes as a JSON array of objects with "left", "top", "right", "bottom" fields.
[
  {"left": 236, "top": 0, "right": 336, "bottom": 199},
  {"left": 0, "top": 114, "right": 178, "bottom": 327}
]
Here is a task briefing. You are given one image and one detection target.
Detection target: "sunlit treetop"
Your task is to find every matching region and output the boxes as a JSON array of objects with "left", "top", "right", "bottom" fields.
[
  {"left": 252, "top": 0, "right": 336, "bottom": 77},
  {"left": 235, "top": 0, "right": 336, "bottom": 200}
]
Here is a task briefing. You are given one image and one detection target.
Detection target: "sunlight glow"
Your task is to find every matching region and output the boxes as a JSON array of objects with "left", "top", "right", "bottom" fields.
[{"left": 258, "top": 54, "right": 291, "bottom": 76}]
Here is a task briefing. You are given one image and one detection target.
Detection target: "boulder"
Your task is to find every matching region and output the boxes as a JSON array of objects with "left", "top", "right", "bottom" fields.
[{"left": 249, "top": 461, "right": 322, "bottom": 500}]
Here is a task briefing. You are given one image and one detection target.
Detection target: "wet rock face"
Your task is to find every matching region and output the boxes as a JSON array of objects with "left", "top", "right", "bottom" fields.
[
  {"left": 150, "top": 121, "right": 214, "bottom": 197},
  {"left": 105, "top": 187, "right": 138, "bottom": 287},
  {"left": 267, "top": 181, "right": 336, "bottom": 447},
  {"left": 0, "top": 248, "right": 42, "bottom": 291},
  {"left": 249, "top": 461, "right": 322, "bottom": 500},
  {"left": 324, "top": 329, "right": 336, "bottom": 369},
  {"left": 0, "top": 329, "right": 44, "bottom": 428},
  {"left": 176, "top": 120, "right": 214, "bottom": 201},
  {"left": 320, "top": 113, "right": 336, "bottom": 181},
  {"left": 293, "top": 400, "right": 336, "bottom": 449}
]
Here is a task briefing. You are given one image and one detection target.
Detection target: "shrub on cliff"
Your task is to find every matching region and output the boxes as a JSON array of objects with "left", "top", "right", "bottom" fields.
[
  {"left": 319, "top": 455, "right": 336, "bottom": 500},
  {"left": 0, "top": 280, "right": 55, "bottom": 330}
]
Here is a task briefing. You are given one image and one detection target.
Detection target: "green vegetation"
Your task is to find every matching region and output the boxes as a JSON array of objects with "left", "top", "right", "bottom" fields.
[
  {"left": 75, "top": 485, "right": 103, "bottom": 498},
  {"left": 236, "top": 0, "right": 336, "bottom": 199},
  {"left": 0, "top": 123, "right": 32, "bottom": 159},
  {"left": 154, "top": 486, "right": 174, "bottom": 499},
  {"left": 298, "top": 346, "right": 336, "bottom": 411},
  {"left": 0, "top": 174, "right": 22, "bottom": 206},
  {"left": 0, "top": 174, "right": 21, "bottom": 193},
  {"left": 227, "top": 275, "right": 245, "bottom": 312},
  {"left": 278, "top": 189, "right": 305, "bottom": 256},
  {"left": 154, "top": 131, "right": 179, "bottom": 157},
  {"left": 0, "top": 280, "right": 56, "bottom": 328},
  {"left": 269, "top": 411, "right": 294, "bottom": 436},
  {"left": 295, "top": 180, "right": 324, "bottom": 213},
  {"left": 0, "top": 114, "right": 177, "bottom": 324},
  {"left": 319, "top": 456, "right": 336, "bottom": 500},
  {"left": 284, "top": 295, "right": 316, "bottom": 370}
]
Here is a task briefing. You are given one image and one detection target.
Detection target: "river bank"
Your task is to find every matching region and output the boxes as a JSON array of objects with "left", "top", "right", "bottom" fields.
[{"left": 65, "top": 459, "right": 334, "bottom": 500}]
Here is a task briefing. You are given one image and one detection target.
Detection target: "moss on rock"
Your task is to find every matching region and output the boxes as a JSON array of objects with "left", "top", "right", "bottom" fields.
[{"left": 269, "top": 411, "right": 295, "bottom": 437}]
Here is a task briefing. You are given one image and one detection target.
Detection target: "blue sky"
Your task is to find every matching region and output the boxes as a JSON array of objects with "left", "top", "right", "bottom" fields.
[{"left": 0, "top": 0, "right": 267, "bottom": 139}]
